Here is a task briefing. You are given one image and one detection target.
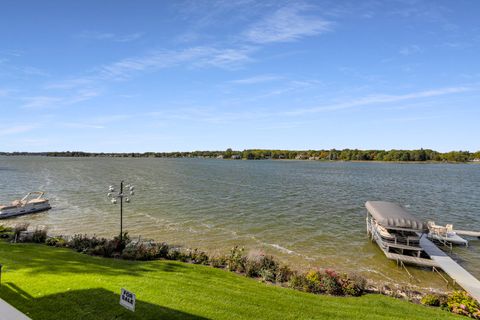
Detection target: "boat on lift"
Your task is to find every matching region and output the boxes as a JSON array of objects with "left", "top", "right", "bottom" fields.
[
  {"left": 0, "top": 192, "right": 51, "bottom": 219},
  {"left": 427, "top": 221, "right": 468, "bottom": 246}
]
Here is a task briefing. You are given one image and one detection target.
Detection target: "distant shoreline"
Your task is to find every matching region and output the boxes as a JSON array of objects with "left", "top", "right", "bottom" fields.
[{"left": 1, "top": 154, "right": 479, "bottom": 164}]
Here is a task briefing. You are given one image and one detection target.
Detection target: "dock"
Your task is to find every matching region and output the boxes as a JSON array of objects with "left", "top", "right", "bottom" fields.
[
  {"left": 419, "top": 235, "right": 480, "bottom": 303},
  {"left": 454, "top": 229, "right": 480, "bottom": 238}
]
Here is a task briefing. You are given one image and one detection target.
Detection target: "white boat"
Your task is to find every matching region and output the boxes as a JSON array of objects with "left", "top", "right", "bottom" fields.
[
  {"left": 427, "top": 221, "right": 468, "bottom": 246},
  {"left": 0, "top": 192, "right": 51, "bottom": 219}
]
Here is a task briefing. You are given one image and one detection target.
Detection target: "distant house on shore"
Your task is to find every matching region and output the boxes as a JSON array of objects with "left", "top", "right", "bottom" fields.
[
  {"left": 472, "top": 158, "right": 480, "bottom": 162},
  {"left": 231, "top": 154, "right": 241, "bottom": 160},
  {"left": 216, "top": 155, "right": 224, "bottom": 159},
  {"left": 295, "top": 153, "right": 308, "bottom": 160}
]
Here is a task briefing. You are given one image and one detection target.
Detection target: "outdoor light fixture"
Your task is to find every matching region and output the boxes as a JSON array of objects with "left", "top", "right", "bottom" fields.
[{"left": 107, "top": 181, "right": 135, "bottom": 242}]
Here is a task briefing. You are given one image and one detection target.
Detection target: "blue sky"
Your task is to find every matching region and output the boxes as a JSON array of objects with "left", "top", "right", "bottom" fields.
[{"left": 1, "top": 0, "right": 479, "bottom": 152}]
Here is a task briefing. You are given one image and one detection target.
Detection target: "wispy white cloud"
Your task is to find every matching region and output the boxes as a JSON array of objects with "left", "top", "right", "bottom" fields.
[
  {"left": 0, "top": 125, "right": 37, "bottom": 137},
  {"left": 283, "top": 86, "right": 473, "bottom": 115},
  {"left": 97, "top": 46, "right": 253, "bottom": 81},
  {"left": 231, "top": 74, "right": 282, "bottom": 84},
  {"left": 21, "top": 89, "right": 100, "bottom": 109},
  {"left": 21, "top": 96, "right": 62, "bottom": 109},
  {"left": 244, "top": 5, "right": 331, "bottom": 44},
  {"left": 77, "top": 31, "right": 143, "bottom": 42}
]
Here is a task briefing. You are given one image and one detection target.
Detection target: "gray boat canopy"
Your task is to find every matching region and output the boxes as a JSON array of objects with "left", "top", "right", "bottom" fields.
[{"left": 365, "top": 201, "right": 427, "bottom": 231}]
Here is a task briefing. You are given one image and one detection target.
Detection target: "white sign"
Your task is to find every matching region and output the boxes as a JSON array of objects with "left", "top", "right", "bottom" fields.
[{"left": 120, "top": 288, "right": 136, "bottom": 312}]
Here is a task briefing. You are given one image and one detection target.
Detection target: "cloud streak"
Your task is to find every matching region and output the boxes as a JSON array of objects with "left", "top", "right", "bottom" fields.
[
  {"left": 0, "top": 125, "right": 37, "bottom": 137},
  {"left": 245, "top": 5, "right": 331, "bottom": 43},
  {"left": 283, "top": 86, "right": 473, "bottom": 115},
  {"left": 53, "top": 46, "right": 255, "bottom": 85}
]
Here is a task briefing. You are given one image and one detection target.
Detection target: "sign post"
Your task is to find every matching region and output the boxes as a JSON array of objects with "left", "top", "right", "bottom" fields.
[{"left": 120, "top": 288, "right": 136, "bottom": 312}]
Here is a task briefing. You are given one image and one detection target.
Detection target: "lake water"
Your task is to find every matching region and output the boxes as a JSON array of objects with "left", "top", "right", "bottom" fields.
[{"left": 1, "top": 156, "right": 479, "bottom": 290}]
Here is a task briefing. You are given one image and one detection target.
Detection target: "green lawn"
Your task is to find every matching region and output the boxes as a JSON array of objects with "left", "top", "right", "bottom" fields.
[{"left": 0, "top": 241, "right": 461, "bottom": 320}]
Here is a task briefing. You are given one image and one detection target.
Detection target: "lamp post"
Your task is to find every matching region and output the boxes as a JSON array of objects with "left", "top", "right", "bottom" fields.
[{"left": 107, "top": 181, "right": 135, "bottom": 243}]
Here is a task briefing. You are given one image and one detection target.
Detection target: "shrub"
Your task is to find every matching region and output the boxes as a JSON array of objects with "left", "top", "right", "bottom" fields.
[
  {"left": 46, "top": 237, "right": 66, "bottom": 247},
  {"left": 244, "top": 251, "right": 278, "bottom": 281},
  {"left": 321, "top": 269, "right": 343, "bottom": 296},
  {"left": 0, "top": 225, "right": 13, "bottom": 238},
  {"left": 245, "top": 259, "right": 262, "bottom": 278},
  {"left": 226, "top": 246, "right": 246, "bottom": 273},
  {"left": 339, "top": 273, "right": 366, "bottom": 296},
  {"left": 167, "top": 248, "right": 189, "bottom": 262},
  {"left": 259, "top": 268, "right": 276, "bottom": 282},
  {"left": 155, "top": 242, "right": 170, "bottom": 259},
  {"left": 69, "top": 234, "right": 105, "bottom": 253},
  {"left": 276, "top": 265, "right": 293, "bottom": 283},
  {"left": 210, "top": 255, "right": 227, "bottom": 268},
  {"left": 421, "top": 293, "right": 442, "bottom": 307},
  {"left": 289, "top": 272, "right": 308, "bottom": 291},
  {"left": 445, "top": 291, "right": 480, "bottom": 318},
  {"left": 90, "top": 240, "right": 117, "bottom": 258},
  {"left": 305, "top": 270, "right": 324, "bottom": 293},
  {"left": 32, "top": 228, "right": 48, "bottom": 243},
  {"left": 121, "top": 240, "right": 159, "bottom": 260},
  {"left": 14, "top": 223, "right": 29, "bottom": 239},
  {"left": 188, "top": 249, "right": 209, "bottom": 265}
]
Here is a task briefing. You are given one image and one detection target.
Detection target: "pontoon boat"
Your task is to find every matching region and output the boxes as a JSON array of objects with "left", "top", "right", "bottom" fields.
[{"left": 0, "top": 192, "right": 51, "bottom": 219}]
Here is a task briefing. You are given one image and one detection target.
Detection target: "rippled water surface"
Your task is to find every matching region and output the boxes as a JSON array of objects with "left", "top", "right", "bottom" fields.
[{"left": 1, "top": 156, "right": 479, "bottom": 289}]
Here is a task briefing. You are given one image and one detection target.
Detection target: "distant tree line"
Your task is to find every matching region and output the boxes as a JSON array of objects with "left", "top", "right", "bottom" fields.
[{"left": 1, "top": 149, "right": 480, "bottom": 162}]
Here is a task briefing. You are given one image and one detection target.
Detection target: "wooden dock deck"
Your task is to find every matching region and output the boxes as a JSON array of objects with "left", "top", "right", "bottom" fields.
[
  {"left": 454, "top": 229, "right": 480, "bottom": 238},
  {"left": 419, "top": 236, "right": 480, "bottom": 303}
]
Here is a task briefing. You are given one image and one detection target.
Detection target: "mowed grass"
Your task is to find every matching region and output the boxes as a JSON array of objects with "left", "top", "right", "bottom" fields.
[{"left": 0, "top": 241, "right": 461, "bottom": 320}]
